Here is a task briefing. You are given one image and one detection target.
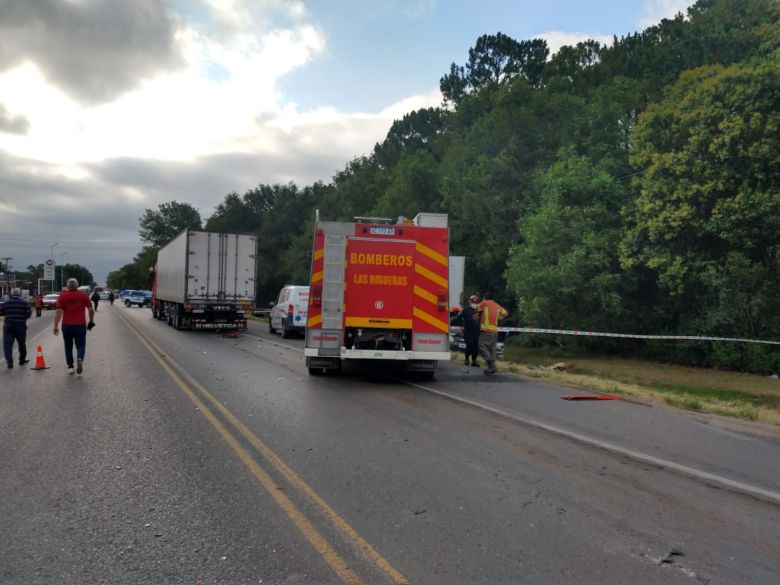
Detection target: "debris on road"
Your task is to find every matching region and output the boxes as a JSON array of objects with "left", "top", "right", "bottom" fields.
[
  {"left": 561, "top": 395, "right": 621, "bottom": 401},
  {"left": 550, "top": 362, "right": 576, "bottom": 372},
  {"left": 658, "top": 548, "right": 685, "bottom": 564}
]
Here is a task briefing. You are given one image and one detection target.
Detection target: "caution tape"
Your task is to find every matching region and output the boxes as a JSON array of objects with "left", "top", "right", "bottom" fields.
[{"left": 497, "top": 327, "right": 780, "bottom": 346}]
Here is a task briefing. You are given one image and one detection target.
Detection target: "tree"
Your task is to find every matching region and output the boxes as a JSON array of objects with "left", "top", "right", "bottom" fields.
[
  {"left": 373, "top": 108, "right": 446, "bottom": 169},
  {"left": 138, "top": 201, "right": 202, "bottom": 248},
  {"left": 372, "top": 151, "right": 442, "bottom": 218},
  {"left": 622, "top": 56, "right": 780, "bottom": 343},
  {"left": 544, "top": 40, "right": 603, "bottom": 86},
  {"left": 60, "top": 264, "right": 95, "bottom": 289},
  {"left": 440, "top": 33, "right": 549, "bottom": 106},
  {"left": 506, "top": 153, "right": 632, "bottom": 332},
  {"left": 106, "top": 247, "right": 157, "bottom": 290}
]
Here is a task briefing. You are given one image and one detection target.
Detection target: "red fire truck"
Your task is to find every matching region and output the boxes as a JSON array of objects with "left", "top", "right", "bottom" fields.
[{"left": 304, "top": 213, "right": 451, "bottom": 376}]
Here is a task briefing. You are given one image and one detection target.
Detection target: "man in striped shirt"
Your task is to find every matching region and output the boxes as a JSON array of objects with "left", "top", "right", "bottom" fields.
[{"left": 1, "top": 288, "right": 32, "bottom": 368}]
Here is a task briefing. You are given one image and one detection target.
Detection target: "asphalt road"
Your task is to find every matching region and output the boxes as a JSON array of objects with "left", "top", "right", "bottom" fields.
[{"left": 1, "top": 306, "right": 778, "bottom": 584}]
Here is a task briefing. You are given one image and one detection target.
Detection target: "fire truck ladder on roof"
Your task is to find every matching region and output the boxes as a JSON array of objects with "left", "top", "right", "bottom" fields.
[{"left": 321, "top": 234, "right": 346, "bottom": 330}]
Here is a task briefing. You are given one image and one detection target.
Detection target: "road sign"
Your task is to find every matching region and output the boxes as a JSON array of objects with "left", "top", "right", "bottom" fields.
[{"left": 44, "top": 259, "right": 55, "bottom": 280}]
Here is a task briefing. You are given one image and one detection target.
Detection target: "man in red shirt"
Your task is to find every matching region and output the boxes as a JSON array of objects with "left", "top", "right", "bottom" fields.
[
  {"left": 53, "top": 278, "right": 95, "bottom": 374},
  {"left": 476, "top": 292, "right": 508, "bottom": 375}
]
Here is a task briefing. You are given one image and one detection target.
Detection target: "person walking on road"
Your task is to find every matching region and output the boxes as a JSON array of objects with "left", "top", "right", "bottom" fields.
[
  {"left": 91, "top": 290, "right": 100, "bottom": 311},
  {"left": 0, "top": 288, "right": 32, "bottom": 368},
  {"left": 108, "top": 291, "right": 115, "bottom": 306},
  {"left": 453, "top": 294, "right": 481, "bottom": 367},
  {"left": 476, "top": 292, "right": 508, "bottom": 375},
  {"left": 53, "top": 278, "right": 95, "bottom": 375},
  {"left": 34, "top": 294, "right": 44, "bottom": 317}
]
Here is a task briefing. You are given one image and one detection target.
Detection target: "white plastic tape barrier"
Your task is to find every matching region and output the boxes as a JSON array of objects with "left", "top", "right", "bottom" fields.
[{"left": 498, "top": 327, "right": 780, "bottom": 346}]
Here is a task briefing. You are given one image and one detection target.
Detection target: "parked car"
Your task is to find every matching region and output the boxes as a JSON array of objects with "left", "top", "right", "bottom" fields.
[
  {"left": 269, "top": 285, "right": 309, "bottom": 338},
  {"left": 42, "top": 293, "right": 60, "bottom": 309},
  {"left": 124, "top": 290, "right": 151, "bottom": 307}
]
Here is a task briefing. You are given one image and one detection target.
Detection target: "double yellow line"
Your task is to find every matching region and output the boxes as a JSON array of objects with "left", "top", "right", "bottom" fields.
[{"left": 118, "top": 311, "right": 409, "bottom": 585}]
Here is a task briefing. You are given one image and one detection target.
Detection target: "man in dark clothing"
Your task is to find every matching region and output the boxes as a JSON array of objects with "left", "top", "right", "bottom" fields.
[
  {"left": 453, "top": 294, "right": 481, "bottom": 367},
  {"left": 0, "top": 288, "right": 32, "bottom": 368},
  {"left": 91, "top": 290, "right": 100, "bottom": 311}
]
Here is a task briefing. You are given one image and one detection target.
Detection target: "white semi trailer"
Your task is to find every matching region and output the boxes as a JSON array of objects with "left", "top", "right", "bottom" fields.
[{"left": 152, "top": 230, "right": 256, "bottom": 330}]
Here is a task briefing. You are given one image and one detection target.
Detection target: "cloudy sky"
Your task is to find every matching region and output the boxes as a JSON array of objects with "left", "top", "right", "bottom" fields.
[{"left": 0, "top": 0, "right": 692, "bottom": 285}]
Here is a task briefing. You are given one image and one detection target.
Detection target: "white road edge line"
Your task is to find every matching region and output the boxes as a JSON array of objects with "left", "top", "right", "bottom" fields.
[
  {"left": 405, "top": 379, "right": 780, "bottom": 506},
  {"left": 239, "top": 329, "right": 780, "bottom": 506}
]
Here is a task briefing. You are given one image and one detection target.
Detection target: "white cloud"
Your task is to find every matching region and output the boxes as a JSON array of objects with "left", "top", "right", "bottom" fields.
[
  {"left": 0, "top": 0, "right": 442, "bottom": 283},
  {"left": 0, "top": 9, "right": 327, "bottom": 165},
  {"left": 535, "top": 31, "right": 615, "bottom": 57},
  {"left": 640, "top": 0, "right": 693, "bottom": 28}
]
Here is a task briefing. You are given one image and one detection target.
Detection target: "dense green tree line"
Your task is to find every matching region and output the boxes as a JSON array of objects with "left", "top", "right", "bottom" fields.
[
  {"left": 4, "top": 263, "right": 95, "bottom": 294},
  {"left": 117, "top": 0, "right": 780, "bottom": 372}
]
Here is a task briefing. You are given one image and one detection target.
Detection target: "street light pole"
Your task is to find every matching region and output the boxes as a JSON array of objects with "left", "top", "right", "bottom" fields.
[
  {"left": 49, "top": 242, "right": 59, "bottom": 293},
  {"left": 60, "top": 252, "right": 68, "bottom": 290}
]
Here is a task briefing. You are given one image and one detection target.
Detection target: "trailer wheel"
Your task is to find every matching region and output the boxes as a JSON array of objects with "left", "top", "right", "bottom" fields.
[{"left": 172, "top": 305, "right": 181, "bottom": 330}]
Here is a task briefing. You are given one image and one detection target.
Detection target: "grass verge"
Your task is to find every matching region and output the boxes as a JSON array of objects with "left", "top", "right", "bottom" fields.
[{"left": 492, "top": 346, "right": 780, "bottom": 425}]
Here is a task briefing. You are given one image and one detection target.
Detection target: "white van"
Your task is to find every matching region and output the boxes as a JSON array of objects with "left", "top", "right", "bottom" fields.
[{"left": 269, "top": 285, "right": 309, "bottom": 338}]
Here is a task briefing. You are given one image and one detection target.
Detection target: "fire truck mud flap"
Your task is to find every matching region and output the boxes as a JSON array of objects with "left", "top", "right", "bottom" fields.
[
  {"left": 406, "top": 359, "right": 437, "bottom": 372},
  {"left": 306, "top": 356, "right": 341, "bottom": 375}
]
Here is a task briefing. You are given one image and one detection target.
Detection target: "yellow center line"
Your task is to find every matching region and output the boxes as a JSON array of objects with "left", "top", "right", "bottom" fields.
[
  {"left": 117, "top": 312, "right": 364, "bottom": 585},
  {"left": 117, "top": 310, "right": 410, "bottom": 585}
]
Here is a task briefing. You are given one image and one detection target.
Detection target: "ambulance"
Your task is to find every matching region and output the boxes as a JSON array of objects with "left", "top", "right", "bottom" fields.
[{"left": 305, "top": 213, "right": 451, "bottom": 376}]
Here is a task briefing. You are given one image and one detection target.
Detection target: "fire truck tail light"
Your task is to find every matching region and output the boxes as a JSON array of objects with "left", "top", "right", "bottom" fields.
[
  {"left": 311, "top": 285, "right": 322, "bottom": 307},
  {"left": 437, "top": 291, "right": 447, "bottom": 312}
]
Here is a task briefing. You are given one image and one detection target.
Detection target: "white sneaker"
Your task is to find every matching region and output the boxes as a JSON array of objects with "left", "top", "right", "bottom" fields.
[{"left": 68, "top": 367, "right": 75, "bottom": 375}]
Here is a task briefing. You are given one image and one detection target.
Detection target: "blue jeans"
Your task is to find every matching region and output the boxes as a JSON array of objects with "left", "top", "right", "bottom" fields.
[{"left": 62, "top": 324, "right": 87, "bottom": 368}]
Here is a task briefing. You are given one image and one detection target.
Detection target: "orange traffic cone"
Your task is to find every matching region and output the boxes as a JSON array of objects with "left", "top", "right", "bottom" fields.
[{"left": 31, "top": 345, "right": 50, "bottom": 370}]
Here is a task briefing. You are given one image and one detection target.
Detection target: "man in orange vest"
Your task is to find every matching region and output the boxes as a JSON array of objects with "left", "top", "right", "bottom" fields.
[{"left": 476, "top": 292, "right": 508, "bottom": 375}]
